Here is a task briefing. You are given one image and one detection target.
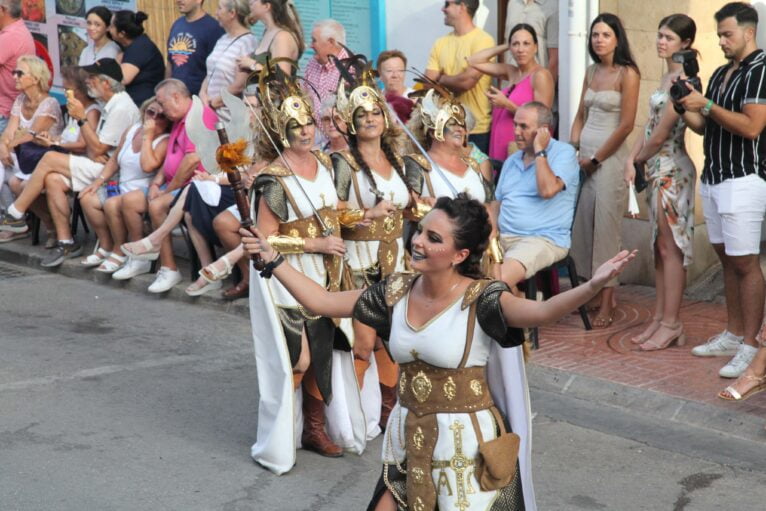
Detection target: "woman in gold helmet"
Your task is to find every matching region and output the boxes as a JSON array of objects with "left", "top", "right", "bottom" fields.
[
  {"left": 247, "top": 61, "right": 365, "bottom": 473},
  {"left": 330, "top": 55, "right": 414, "bottom": 436}
]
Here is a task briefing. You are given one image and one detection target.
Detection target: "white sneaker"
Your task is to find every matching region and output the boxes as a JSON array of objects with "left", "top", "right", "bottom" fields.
[
  {"left": 112, "top": 257, "right": 152, "bottom": 280},
  {"left": 719, "top": 344, "right": 758, "bottom": 379},
  {"left": 691, "top": 330, "right": 743, "bottom": 357},
  {"left": 147, "top": 267, "right": 183, "bottom": 293}
]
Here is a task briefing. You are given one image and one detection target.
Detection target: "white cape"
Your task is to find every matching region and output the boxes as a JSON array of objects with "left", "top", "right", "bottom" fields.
[{"left": 248, "top": 262, "right": 368, "bottom": 474}]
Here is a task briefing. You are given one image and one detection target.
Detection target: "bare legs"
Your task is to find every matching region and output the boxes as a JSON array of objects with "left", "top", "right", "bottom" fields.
[
  {"left": 8, "top": 177, "right": 53, "bottom": 232},
  {"left": 104, "top": 190, "right": 147, "bottom": 256},
  {"left": 213, "top": 210, "right": 249, "bottom": 288}
]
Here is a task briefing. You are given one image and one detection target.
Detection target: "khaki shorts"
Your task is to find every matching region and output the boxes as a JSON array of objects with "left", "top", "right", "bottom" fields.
[
  {"left": 68, "top": 155, "right": 105, "bottom": 192},
  {"left": 499, "top": 234, "right": 569, "bottom": 279}
]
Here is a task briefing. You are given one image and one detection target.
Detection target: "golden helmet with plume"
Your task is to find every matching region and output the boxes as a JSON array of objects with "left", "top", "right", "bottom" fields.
[
  {"left": 411, "top": 81, "right": 467, "bottom": 143},
  {"left": 332, "top": 52, "right": 394, "bottom": 135}
]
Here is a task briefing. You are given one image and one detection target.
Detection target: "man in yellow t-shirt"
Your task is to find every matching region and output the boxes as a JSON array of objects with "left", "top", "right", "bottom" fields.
[{"left": 426, "top": 0, "right": 495, "bottom": 153}]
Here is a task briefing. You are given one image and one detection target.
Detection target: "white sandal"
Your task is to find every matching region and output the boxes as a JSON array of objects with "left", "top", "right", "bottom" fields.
[
  {"left": 185, "top": 279, "right": 223, "bottom": 297},
  {"left": 121, "top": 237, "right": 161, "bottom": 261},
  {"left": 200, "top": 255, "right": 233, "bottom": 283},
  {"left": 80, "top": 247, "right": 110, "bottom": 268},
  {"left": 95, "top": 253, "right": 127, "bottom": 273}
]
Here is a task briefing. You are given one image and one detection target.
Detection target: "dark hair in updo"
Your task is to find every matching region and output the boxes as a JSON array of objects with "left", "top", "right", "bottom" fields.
[{"left": 433, "top": 193, "right": 491, "bottom": 279}]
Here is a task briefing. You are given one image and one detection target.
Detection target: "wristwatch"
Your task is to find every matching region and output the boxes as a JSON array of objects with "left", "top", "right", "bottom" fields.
[
  {"left": 590, "top": 156, "right": 601, "bottom": 168},
  {"left": 76, "top": 119, "right": 85, "bottom": 127},
  {"left": 534, "top": 149, "right": 547, "bottom": 158}
]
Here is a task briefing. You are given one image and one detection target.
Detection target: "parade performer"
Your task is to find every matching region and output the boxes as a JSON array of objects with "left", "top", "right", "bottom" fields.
[
  {"left": 248, "top": 60, "right": 365, "bottom": 474},
  {"left": 241, "top": 194, "right": 636, "bottom": 510},
  {"left": 331, "top": 54, "right": 413, "bottom": 436}
]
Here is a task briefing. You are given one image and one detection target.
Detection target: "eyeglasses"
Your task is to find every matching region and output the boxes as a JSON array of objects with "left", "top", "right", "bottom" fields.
[
  {"left": 146, "top": 109, "right": 166, "bottom": 120},
  {"left": 12, "top": 70, "right": 24, "bottom": 78}
]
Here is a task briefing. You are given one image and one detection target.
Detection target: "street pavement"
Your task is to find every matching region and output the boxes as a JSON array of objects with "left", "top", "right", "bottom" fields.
[{"left": 1, "top": 261, "right": 765, "bottom": 511}]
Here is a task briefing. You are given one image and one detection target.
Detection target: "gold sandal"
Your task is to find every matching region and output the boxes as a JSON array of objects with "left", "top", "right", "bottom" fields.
[{"left": 718, "top": 373, "right": 766, "bottom": 401}]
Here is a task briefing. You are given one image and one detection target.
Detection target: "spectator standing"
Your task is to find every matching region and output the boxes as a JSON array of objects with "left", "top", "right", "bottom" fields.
[
  {"left": 493, "top": 102, "right": 579, "bottom": 288},
  {"left": 0, "top": 0, "right": 34, "bottom": 134},
  {"left": 675, "top": 3, "right": 766, "bottom": 391},
  {"left": 78, "top": 7, "right": 121, "bottom": 66},
  {"left": 0, "top": 58, "right": 140, "bottom": 267},
  {"left": 504, "top": 0, "right": 559, "bottom": 78},
  {"left": 318, "top": 95, "right": 347, "bottom": 153},
  {"left": 235, "top": 0, "right": 304, "bottom": 78},
  {"left": 624, "top": 15, "right": 697, "bottom": 351},
  {"left": 468, "top": 23, "right": 554, "bottom": 161},
  {"left": 199, "top": 0, "right": 257, "bottom": 121},
  {"left": 303, "top": 19, "right": 348, "bottom": 118},
  {"left": 109, "top": 11, "right": 166, "bottom": 107},
  {"left": 569, "top": 13, "right": 639, "bottom": 328},
  {"left": 377, "top": 49, "right": 414, "bottom": 123},
  {"left": 425, "top": 0, "right": 495, "bottom": 153},
  {"left": 166, "top": 0, "right": 224, "bottom": 96}
]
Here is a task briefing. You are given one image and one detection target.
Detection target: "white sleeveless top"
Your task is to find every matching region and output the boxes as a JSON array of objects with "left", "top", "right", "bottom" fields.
[
  {"left": 268, "top": 158, "right": 339, "bottom": 306},
  {"left": 117, "top": 124, "right": 169, "bottom": 193},
  {"left": 344, "top": 167, "right": 409, "bottom": 272},
  {"left": 421, "top": 163, "right": 486, "bottom": 203}
]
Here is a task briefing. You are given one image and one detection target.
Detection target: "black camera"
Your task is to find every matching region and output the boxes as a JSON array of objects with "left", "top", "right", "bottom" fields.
[{"left": 669, "top": 50, "right": 702, "bottom": 113}]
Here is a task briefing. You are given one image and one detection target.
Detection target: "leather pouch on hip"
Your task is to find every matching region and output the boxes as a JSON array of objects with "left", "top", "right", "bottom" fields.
[{"left": 476, "top": 431, "right": 520, "bottom": 491}]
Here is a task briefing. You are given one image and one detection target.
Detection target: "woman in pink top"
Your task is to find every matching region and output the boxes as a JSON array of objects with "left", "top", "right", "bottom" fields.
[{"left": 468, "top": 24, "right": 554, "bottom": 161}]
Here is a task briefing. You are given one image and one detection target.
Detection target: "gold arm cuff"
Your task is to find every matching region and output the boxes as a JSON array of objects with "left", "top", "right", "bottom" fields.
[
  {"left": 487, "top": 236, "right": 504, "bottom": 264},
  {"left": 338, "top": 209, "right": 366, "bottom": 227},
  {"left": 267, "top": 235, "right": 306, "bottom": 254},
  {"left": 410, "top": 202, "right": 432, "bottom": 220}
]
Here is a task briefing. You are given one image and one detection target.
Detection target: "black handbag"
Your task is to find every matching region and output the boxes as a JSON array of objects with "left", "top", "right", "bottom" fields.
[
  {"left": 14, "top": 142, "right": 67, "bottom": 175},
  {"left": 633, "top": 161, "right": 649, "bottom": 193}
]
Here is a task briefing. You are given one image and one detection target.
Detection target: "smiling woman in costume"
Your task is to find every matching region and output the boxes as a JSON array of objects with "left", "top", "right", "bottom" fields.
[
  {"left": 241, "top": 194, "right": 635, "bottom": 510},
  {"left": 331, "top": 54, "right": 413, "bottom": 435},
  {"left": 248, "top": 61, "right": 365, "bottom": 473}
]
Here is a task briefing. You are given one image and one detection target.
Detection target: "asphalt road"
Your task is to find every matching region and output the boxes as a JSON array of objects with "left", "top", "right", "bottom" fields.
[{"left": 1, "top": 261, "right": 764, "bottom": 511}]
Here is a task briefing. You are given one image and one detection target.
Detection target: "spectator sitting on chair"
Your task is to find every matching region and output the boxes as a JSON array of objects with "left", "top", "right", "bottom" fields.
[
  {"left": 127, "top": 78, "right": 218, "bottom": 294},
  {"left": 492, "top": 101, "right": 579, "bottom": 290},
  {"left": 0, "top": 58, "right": 140, "bottom": 268},
  {"left": 78, "top": 97, "right": 171, "bottom": 274},
  {"left": 0, "top": 55, "right": 64, "bottom": 243}
]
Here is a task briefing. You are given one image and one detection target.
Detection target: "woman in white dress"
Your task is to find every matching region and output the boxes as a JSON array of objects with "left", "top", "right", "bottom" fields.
[
  {"left": 247, "top": 62, "right": 365, "bottom": 473},
  {"left": 78, "top": 7, "right": 122, "bottom": 66},
  {"left": 331, "top": 58, "right": 412, "bottom": 434},
  {"left": 241, "top": 194, "right": 636, "bottom": 510}
]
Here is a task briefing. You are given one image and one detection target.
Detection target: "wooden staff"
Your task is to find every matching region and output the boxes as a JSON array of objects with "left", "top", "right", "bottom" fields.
[{"left": 215, "top": 122, "right": 265, "bottom": 270}]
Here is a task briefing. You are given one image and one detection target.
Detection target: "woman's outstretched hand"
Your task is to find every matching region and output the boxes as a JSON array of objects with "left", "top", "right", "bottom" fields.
[
  {"left": 240, "top": 227, "right": 277, "bottom": 262},
  {"left": 591, "top": 250, "right": 637, "bottom": 288}
]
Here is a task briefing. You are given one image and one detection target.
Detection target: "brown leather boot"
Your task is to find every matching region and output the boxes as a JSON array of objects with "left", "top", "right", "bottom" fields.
[
  {"left": 379, "top": 383, "right": 397, "bottom": 431},
  {"left": 301, "top": 392, "right": 343, "bottom": 457}
]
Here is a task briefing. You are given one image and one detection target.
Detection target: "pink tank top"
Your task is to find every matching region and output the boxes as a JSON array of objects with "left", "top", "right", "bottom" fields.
[{"left": 488, "top": 73, "right": 535, "bottom": 160}]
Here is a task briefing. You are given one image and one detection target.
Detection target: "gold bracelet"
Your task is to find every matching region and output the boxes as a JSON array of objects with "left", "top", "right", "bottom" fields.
[
  {"left": 410, "top": 202, "right": 432, "bottom": 220},
  {"left": 266, "top": 235, "right": 306, "bottom": 254},
  {"left": 338, "top": 209, "right": 365, "bottom": 227},
  {"left": 487, "top": 236, "right": 504, "bottom": 264}
]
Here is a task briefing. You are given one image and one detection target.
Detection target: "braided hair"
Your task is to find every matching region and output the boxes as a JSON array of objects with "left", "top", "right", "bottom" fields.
[{"left": 433, "top": 194, "right": 491, "bottom": 279}]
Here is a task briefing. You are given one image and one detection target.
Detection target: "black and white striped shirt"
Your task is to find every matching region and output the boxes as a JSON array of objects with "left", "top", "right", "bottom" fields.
[{"left": 703, "top": 49, "right": 766, "bottom": 185}]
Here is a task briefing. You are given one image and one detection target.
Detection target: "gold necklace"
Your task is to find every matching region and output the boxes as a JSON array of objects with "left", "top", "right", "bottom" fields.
[{"left": 420, "top": 278, "right": 461, "bottom": 308}]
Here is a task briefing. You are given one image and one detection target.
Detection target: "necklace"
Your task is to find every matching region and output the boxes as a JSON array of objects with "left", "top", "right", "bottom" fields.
[{"left": 420, "top": 278, "right": 461, "bottom": 308}]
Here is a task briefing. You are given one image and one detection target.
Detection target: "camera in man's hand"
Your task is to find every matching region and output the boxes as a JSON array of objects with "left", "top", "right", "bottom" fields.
[{"left": 669, "top": 50, "right": 702, "bottom": 113}]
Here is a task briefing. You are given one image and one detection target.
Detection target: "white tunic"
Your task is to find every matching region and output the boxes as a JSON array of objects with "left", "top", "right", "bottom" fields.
[
  {"left": 268, "top": 159, "right": 339, "bottom": 307},
  {"left": 344, "top": 168, "right": 409, "bottom": 272},
  {"left": 421, "top": 164, "right": 487, "bottom": 203}
]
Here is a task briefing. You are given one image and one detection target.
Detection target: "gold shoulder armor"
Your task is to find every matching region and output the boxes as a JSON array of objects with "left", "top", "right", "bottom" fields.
[
  {"left": 461, "top": 279, "right": 493, "bottom": 310},
  {"left": 462, "top": 156, "right": 482, "bottom": 175},
  {"left": 407, "top": 153, "right": 431, "bottom": 172},
  {"left": 334, "top": 149, "right": 362, "bottom": 172},
  {"left": 259, "top": 162, "right": 292, "bottom": 177},
  {"left": 385, "top": 272, "right": 418, "bottom": 307},
  {"left": 312, "top": 150, "right": 333, "bottom": 170}
]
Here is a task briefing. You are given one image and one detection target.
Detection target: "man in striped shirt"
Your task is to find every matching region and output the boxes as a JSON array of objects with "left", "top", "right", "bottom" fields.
[{"left": 677, "top": 2, "right": 766, "bottom": 396}]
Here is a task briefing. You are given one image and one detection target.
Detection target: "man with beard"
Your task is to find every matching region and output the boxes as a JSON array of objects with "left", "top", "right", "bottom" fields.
[{"left": 0, "top": 58, "right": 139, "bottom": 267}]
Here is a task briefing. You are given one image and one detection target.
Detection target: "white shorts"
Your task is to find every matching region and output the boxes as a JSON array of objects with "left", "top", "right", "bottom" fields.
[
  {"left": 700, "top": 174, "right": 766, "bottom": 256},
  {"left": 68, "top": 155, "right": 105, "bottom": 192}
]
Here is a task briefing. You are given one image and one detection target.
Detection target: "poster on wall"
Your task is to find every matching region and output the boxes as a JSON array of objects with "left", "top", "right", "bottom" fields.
[{"left": 23, "top": 0, "right": 137, "bottom": 98}]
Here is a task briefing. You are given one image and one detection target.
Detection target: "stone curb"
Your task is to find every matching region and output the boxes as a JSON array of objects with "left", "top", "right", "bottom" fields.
[{"left": 527, "top": 364, "right": 766, "bottom": 445}]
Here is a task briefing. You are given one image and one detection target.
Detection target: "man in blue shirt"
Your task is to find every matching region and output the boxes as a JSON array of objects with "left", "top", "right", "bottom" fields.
[
  {"left": 166, "top": 0, "right": 224, "bottom": 95},
  {"left": 493, "top": 101, "right": 579, "bottom": 288}
]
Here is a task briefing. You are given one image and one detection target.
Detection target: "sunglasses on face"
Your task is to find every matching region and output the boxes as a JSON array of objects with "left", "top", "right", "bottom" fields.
[
  {"left": 146, "top": 109, "right": 166, "bottom": 120},
  {"left": 12, "top": 70, "right": 24, "bottom": 78}
]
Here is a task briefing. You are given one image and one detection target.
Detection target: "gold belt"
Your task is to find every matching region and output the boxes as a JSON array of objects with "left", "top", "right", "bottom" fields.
[
  {"left": 278, "top": 207, "right": 343, "bottom": 292},
  {"left": 398, "top": 360, "right": 493, "bottom": 416},
  {"left": 341, "top": 210, "right": 403, "bottom": 279}
]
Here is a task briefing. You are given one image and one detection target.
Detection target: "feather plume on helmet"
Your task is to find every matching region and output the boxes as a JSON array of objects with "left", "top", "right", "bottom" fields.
[
  {"left": 255, "top": 57, "right": 315, "bottom": 149},
  {"left": 407, "top": 71, "right": 467, "bottom": 146},
  {"left": 331, "top": 51, "right": 394, "bottom": 135}
]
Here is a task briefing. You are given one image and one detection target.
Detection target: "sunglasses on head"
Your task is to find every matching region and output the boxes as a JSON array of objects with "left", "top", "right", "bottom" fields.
[
  {"left": 12, "top": 70, "right": 24, "bottom": 78},
  {"left": 146, "top": 109, "right": 166, "bottom": 120}
]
